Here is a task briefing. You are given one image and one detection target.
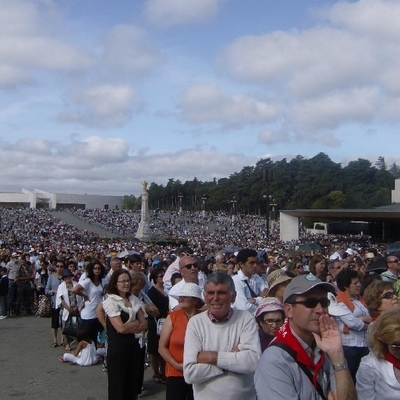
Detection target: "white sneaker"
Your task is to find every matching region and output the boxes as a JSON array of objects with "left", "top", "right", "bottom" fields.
[{"left": 0, "top": 316, "right": 6, "bottom": 320}]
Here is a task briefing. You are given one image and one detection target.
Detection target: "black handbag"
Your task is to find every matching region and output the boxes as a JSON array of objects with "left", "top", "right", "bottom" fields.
[{"left": 63, "top": 313, "right": 83, "bottom": 338}]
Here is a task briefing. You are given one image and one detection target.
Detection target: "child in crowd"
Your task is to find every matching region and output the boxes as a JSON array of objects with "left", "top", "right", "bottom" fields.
[
  {"left": 58, "top": 329, "right": 98, "bottom": 366},
  {"left": 0, "top": 267, "right": 9, "bottom": 319}
]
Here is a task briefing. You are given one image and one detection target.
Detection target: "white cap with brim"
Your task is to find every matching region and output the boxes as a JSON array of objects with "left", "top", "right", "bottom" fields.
[
  {"left": 327, "top": 293, "right": 351, "bottom": 317},
  {"left": 283, "top": 274, "right": 336, "bottom": 303},
  {"left": 170, "top": 282, "right": 203, "bottom": 301}
]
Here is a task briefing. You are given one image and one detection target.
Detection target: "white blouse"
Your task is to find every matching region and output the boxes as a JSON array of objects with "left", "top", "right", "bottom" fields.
[{"left": 356, "top": 353, "right": 400, "bottom": 400}]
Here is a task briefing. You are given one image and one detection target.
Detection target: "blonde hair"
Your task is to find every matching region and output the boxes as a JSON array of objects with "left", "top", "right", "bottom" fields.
[
  {"left": 368, "top": 309, "right": 400, "bottom": 359},
  {"left": 130, "top": 271, "right": 146, "bottom": 290},
  {"left": 216, "top": 264, "right": 228, "bottom": 273}
]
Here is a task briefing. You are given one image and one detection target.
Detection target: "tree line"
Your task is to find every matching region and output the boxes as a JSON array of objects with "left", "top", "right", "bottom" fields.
[{"left": 123, "top": 153, "right": 399, "bottom": 214}]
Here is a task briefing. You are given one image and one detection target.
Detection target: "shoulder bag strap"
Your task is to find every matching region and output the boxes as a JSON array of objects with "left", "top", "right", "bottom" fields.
[
  {"left": 244, "top": 279, "right": 258, "bottom": 298},
  {"left": 269, "top": 342, "right": 327, "bottom": 400}
]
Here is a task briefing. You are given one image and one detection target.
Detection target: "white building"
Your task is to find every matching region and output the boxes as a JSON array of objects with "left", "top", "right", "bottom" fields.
[{"left": 0, "top": 188, "right": 123, "bottom": 210}]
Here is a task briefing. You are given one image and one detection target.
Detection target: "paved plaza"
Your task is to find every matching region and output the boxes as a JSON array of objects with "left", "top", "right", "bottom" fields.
[{"left": 1, "top": 315, "right": 165, "bottom": 400}]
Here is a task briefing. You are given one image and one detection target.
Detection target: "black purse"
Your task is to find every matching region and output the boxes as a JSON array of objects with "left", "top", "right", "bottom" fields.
[{"left": 63, "top": 313, "right": 83, "bottom": 338}]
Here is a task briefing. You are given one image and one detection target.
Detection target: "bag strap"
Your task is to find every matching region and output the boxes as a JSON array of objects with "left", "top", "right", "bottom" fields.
[
  {"left": 269, "top": 342, "right": 327, "bottom": 400},
  {"left": 244, "top": 279, "right": 258, "bottom": 298}
]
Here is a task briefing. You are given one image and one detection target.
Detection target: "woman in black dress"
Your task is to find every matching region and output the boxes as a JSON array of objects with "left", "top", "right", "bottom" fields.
[
  {"left": 103, "top": 269, "right": 147, "bottom": 400},
  {"left": 147, "top": 267, "right": 169, "bottom": 383}
]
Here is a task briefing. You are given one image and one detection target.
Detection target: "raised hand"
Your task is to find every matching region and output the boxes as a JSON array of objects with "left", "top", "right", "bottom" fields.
[{"left": 312, "top": 314, "right": 343, "bottom": 357}]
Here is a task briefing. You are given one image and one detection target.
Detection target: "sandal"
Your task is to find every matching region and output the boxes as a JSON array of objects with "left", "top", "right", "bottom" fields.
[
  {"left": 51, "top": 342, "right": 58, "bottom": 348},
  {"left": 58, "top": 356, "right": 66, "bottom": 363},
  {"left": 64, "top": 344, "right": 71, "bottom": 351},
  {"left": 153, "top": 375, "right": 166, "bottom": 384}
]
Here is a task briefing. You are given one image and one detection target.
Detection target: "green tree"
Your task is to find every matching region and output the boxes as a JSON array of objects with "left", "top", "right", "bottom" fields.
[
  {"left": 375, "top": 156, "right": 387, "bottom": 170},
  {"left": 312, "top": 191, "right": 346, "bottom": 209},
  {"left": 122, "top": 195, "right": 139, "bottom": 210},
  {"left": 389, "top": 162, "right": 400, "bottom": 179}
]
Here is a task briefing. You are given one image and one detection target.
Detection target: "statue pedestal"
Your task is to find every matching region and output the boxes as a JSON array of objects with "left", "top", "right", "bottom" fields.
[{"left": 136, "top": 192, "right": 152, "bottom": 241}]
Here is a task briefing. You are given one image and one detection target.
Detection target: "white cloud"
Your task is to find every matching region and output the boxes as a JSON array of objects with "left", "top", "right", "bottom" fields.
[
  {"left": 258, "top": 130, "right": 289, "bottom": 145},
  {"left": 218, "top": 28, "right": 377, "bottom": 97},
  {"left": 143, "top": 0, "right": 226, "bottom": 28},
  {"left": 215, "top": 0, "right": 400, "bottom": 143},
  {"left": 0, "top": 0, "right": 93, "bottom": 88},
  {"left": 65, "top": 136, "right": 129, "bottom": 163},
  {"left": 0, "top": 137, "right": 254, "bottom": 195},
  {"left": 102, "top": 24, "right": 164, "bottom": 74},
  {"left": 326, "top": 0, "right": 400, "bottom": 42},
  {"left": 179, "top": 83, "right": 282, "bottom": 126},
  {"left": 292, "top": 87, "right": 380, "bottom": 129},
  {"left": 58, "top": 84, "right": 135, "bottom": 128},
  {"left": 0, "top": 64, "right": 32, "bottom": 87}
]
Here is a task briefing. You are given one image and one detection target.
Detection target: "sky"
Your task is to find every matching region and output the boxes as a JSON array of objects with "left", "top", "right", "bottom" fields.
[{"left": 0, "top": 0, "right": 399, "bottom": 196}]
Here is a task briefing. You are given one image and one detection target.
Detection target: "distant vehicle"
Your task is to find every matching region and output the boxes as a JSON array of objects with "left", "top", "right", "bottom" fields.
[
  {"left": 306, "top": 222, "right": 327, "bottom": 235},
  {"left": 305, "top": 221, "right": 369, "bottom": 235}
]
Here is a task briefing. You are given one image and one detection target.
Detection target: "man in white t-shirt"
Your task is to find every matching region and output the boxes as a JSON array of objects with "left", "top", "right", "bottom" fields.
[
  {"left": 232, "top": 249, "right": 268, "bottom": 315},
  {"left": 168, "top": 255, "right": 203, "bottom": 310}
]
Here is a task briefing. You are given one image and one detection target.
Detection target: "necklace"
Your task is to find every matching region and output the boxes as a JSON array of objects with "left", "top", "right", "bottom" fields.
[{"left": 184, "top": 311, "right": 197, "bottom": 320}]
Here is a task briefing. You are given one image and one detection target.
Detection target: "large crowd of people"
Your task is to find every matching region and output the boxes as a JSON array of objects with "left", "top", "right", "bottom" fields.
[{"left": 1, "top": 207, "right": 400, "bottom": 399}]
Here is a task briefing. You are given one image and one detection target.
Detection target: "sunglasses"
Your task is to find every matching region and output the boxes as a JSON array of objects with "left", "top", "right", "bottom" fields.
[
  {"left": 295, "top": 265, "right": 303, "bottom": 269},
  {"left": 56, "top": 265, "right": 63, "bottom": 268},
  {"left": 288, "top": 297, "right": 330, "bottom": 309},
  {"left": 389, "top": 259, "right": 399, "bottom": 263},
  {"left": 381, "top": 291, "right": 398, "bottom": 299},
  {"left": 181, "top": 263, "right": 198, "bottom": 270}
]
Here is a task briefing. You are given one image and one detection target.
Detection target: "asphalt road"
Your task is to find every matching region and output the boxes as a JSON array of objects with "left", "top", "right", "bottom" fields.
[
  {"left": 0, "top": 315, "right": 166, "bottom": 400},
  {"left": 50, "top": 211, "right": 121, "bottom": 238}
]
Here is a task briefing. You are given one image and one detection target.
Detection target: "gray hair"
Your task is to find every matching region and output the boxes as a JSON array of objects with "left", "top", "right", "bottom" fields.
[
  {"left": 110, "top": 256, "right": 121, "bottom": 266},
  {"left": 205, "top": 272, "right": 235, "bottom": 294}
]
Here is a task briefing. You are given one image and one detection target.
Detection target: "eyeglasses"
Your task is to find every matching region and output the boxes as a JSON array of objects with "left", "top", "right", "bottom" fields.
[
  {"left": 181, "top": 263, "right": 198, "bottom": 270},
  {"left": 388, "top": 259, "right": 399, "bottom": 263},
  {"left": 117, "top": 279, "right": 130, "bottom": 284},
  {"left": 262, "top": 318, "right": 284, "bottom": 326},
  {"left": 381, "top": 291, "right": 398, "bottom": 299},
  {"left": 287, "top": 297, "right": 330, "bottom": 309},
  {"left": 389, "top": 344, "right": 400, "bottom": 351}
]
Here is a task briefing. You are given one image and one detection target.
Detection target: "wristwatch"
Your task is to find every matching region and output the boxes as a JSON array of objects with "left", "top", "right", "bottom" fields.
[{"left": 332, "top": 362, "right": 348, "bottom": 371}]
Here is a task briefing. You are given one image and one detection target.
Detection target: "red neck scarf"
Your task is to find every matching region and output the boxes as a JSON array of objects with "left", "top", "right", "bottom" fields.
[
  {"left": 385, "top": 352, "right": 400, "bottom": 370},
  {"left": 273, "top": 320, "right": 324, "bottom": 388}
]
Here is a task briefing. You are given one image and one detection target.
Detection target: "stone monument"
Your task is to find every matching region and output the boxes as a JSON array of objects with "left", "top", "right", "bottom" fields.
[{"left": 135, "top": 181, "right": 152, "bottom": 241}]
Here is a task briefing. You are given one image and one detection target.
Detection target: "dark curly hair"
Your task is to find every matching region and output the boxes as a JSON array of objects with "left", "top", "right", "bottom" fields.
[{"left": 86, "top": 260, "right": 106, "bottom": 282}]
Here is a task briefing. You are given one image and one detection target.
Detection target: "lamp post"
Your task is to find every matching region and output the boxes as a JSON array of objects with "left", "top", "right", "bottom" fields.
[
  {"left": 263, "top": 168, "right": 273, "bottom": 238},
  {"left": 230, "top": 196, "right": 237, "bottom": 223},
  {"left": 263, "top": 194, "right": 270, "bottom": 237},
  {"left": 201, "top": 194, "right": 207, "bottom": 217},
  {"left": 178, "top": 193, "right": 183, "bottom": 213},
  {"left": 270, "top": 198, "right": 277, "bottom": 233}
]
